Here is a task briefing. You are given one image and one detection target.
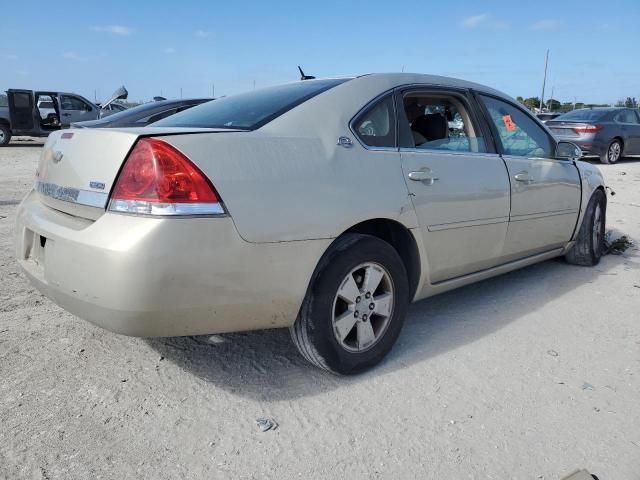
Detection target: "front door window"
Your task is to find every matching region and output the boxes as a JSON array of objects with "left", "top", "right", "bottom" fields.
[{"left": 479, "top": 95, "right": 553, "bottom": 158}]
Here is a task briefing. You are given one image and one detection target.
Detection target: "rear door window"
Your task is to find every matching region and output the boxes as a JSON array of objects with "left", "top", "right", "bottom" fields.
[
  {"left": 616, "top": 110, "right": 639, "bottom": 124},
  {"left": 399, "top": 91, "right": 487, "bottom": 153}
]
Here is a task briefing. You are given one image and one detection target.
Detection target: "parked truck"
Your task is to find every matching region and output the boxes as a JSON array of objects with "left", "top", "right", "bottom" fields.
[{"left": 0, "top": 87, "right": 127, "bottom": 146}]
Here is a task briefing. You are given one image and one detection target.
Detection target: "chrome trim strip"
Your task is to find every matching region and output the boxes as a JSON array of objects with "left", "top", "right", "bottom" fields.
[
  {"left": 108, "top": 199, "right": 226, "bottom": 216},
  {"left": 427, "top": 216, "right": 509, "bottom": 232},
  {"left": 509, "top": 209, "right": 579, "bottom": 222},
  {"left": 36, "top": 181, "right": 108, "bottom": 208}
]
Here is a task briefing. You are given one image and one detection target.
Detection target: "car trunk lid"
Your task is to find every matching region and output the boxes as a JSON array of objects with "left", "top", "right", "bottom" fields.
[
  {"left": 35, "top": 127, "right": 233, "bottom": 220},
  {"left": 545, "top": 120, "right": 592, "bottom": 138}
]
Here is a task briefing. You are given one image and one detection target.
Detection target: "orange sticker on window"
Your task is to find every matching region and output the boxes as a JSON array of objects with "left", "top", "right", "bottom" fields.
[{"left": 502, "top": 114, "right": 516, "bottom": 132}]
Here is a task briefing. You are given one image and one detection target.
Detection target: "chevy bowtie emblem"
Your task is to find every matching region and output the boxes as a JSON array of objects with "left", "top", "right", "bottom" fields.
[{"left": 52, "top": 151, "right": 64, "bottom": 164}]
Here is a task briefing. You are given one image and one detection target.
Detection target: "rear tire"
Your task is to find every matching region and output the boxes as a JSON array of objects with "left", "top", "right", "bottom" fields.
[
  {"left": 0, "top": 124, "right": 11, "bottom": 147},
  {"left": 600, "top": 139, "right": 622, "bottom": 164},
  {"left": 290, "top": 234, "right": 409, "bottom": 374},
  {"left": 565, "top": 190, "right": 606, "bottom": 266}
]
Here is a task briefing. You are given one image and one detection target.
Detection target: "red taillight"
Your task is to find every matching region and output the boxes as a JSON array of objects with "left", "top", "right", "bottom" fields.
[
  {"left": 573, "top": 124, "right": 603, "bottom": 134},
  {"left": 109, "top": 138, "right": 224, "bottom": 216}
]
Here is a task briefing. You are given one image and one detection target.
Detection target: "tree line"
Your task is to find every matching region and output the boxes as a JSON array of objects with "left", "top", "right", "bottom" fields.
[{"left": 517, "top": 96, "right": 638, "bottom": 113}]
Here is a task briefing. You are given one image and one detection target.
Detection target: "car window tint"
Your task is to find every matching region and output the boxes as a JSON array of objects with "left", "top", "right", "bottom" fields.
[
  {"left": 153, "top": 79, "right": 349, "bottom": 130},
  {"left": 480, "top": 95, "right": 553, "bottom": 158},
  {"left": 61, "top": 95, "right": 90, "bottom": 111},
  {"left": 138, "top": 108, "right": 179, "bottom": 124},
  {"left": 616, "top": 110, "right": 639, "bottom": 124},
  {"left": 352, "top": 95, "right": 396, "bottom": 148},
  {"left": 13, "top": 93, "right": 31, "bottom": 109},
  {"left": 556, "top": 109, "right": 607, "bottom": 121},
  {"left": 401, "top": 92, "right": 487, "bottom": 153}
]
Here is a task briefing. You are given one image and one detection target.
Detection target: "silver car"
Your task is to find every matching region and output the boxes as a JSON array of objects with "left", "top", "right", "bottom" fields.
[
  {"left": 546, "top": 107, "right": 640, "bottom": 164},
  {"left": 15, "top": 74, "right": 607, "bottom": 374}
]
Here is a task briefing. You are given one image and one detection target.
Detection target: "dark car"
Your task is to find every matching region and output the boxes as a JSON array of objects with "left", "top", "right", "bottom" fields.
[
  {"left": 546, "top": 108, "right": 640, "bottom": 164},
  {"left": 71, "top": 98, "right": 212, "bottom": 128}
]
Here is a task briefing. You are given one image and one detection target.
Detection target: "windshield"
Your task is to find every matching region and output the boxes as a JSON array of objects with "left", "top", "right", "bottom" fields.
[
  {"left": 153, "top": 78, "right": 350, "bottom": 130},
  {"left": 556, "top": 109, "right": 609, "bottom": 121}
]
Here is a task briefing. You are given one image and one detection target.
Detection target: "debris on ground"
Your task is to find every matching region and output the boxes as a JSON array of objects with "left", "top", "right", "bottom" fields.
[
  {"left": 581, "top": 382, "right": 595, "bottom": 391},
  {"left": 547, "top": 349, "right": 559, "bottom": 357},
  {"left": 604, "top": 233, "right": 633, "bottom": 255},
  {"left": 256, "top": 417, "right": 278, "bottom": 432}
]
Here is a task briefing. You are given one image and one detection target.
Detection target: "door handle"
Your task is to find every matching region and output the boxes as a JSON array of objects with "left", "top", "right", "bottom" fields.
[
  {"left": 408, "top": 171, "right": 438, "bottom": 183},
  {"left": 62, "top": 113, "right": 71, "bottom": 117},
  {"left": 514, "top": 172, "right": 532, "bottom": 182}
]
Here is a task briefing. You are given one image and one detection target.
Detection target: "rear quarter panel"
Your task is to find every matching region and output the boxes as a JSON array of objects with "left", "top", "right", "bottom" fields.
[
  {"left": 161, "top": 77, "right": 419, "bottom": 243},
  {"left": 164, "top": 132, "right": 416, "bottom": 243}
]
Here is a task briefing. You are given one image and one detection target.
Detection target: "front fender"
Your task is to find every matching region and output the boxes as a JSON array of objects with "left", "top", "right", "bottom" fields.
[{"left": 571, "top": 160, "right": 606, "bottom": 242}]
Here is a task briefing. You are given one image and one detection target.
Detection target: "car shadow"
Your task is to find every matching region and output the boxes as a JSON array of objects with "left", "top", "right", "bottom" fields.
[
  {"left": 3, "top": 143, "right": 44, "bottom": 148},
  {"left": 147, "top": 237, "right": 637, "bottom": 402},
  {"left": 582, "top": 156, "right": 640, "bottom": 165}
]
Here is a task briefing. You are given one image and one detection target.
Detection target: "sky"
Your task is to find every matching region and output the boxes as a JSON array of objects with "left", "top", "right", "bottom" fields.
[{"left": 1, "top": 0, "right": 639, "bottom": 105}]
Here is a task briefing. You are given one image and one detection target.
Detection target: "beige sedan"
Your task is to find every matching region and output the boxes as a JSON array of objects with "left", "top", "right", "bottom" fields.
[{"left": 15, "top": 73, "right": 607, "bottom": 374}]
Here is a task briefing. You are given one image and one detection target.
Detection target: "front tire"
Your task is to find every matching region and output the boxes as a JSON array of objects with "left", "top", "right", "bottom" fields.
[
  {"left": 290, "top": 234, "right": 409, "bottom": 374},
  {"left": 0, "top": 124, "right": 11, "bottom": 147},
  {"left": 565, "top": 190, "right": 606, "bottom": 266},
  {"left": 600, "top": 139, "right": 622, "bottom": 164}
]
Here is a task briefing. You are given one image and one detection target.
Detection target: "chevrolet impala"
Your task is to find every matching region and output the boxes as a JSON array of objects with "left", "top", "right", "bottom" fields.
[{"left": 15, "top": 73, "right": 607, "bottom": 374}]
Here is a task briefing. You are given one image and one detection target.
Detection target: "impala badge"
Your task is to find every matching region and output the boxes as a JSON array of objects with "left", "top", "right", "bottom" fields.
[
  {"left": 89, "top": 181, "right": 106, "bottom": 190},
  {"left": 52, "top": 151, "right": 64, "bottom": 164}
]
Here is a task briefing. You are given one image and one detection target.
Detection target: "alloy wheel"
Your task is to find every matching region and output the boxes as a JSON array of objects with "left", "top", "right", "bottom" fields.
[
  {"left": 608, "top": 142, "right": 621, "bottom": 163},
  {"left": 332, "top": 262, "right": 394, "bottom": 353},
  {"left": 592, "top": 203, "right": 603, "bottom": 253}
]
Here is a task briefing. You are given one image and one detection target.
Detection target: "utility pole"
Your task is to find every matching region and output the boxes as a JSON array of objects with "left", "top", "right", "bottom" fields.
[
  {"left": 550, "top": 86, "right": 554, "bottom": 111},
  {"left": 253, "top": 80, "right": 256, "bottom": 90},
  {"left": 180, "top": 88, "right": 183, "bottom": 99},
  {"left": 539, "top": 49, "right": 549, "bottom": 112},
  {"left": 212, "top": 83, "right": 215, "bottom": 97}
]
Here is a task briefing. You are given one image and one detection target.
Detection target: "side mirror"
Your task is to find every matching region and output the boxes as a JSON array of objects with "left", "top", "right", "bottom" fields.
[{"left": 556, "top": 141, "right": 582, "bottom": 161}]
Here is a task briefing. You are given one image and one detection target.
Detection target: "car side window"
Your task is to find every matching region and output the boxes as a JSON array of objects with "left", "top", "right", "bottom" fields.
[
  {"left": 615, "top": 110, "right": 639, "bottom": 124},
  {"left": 61, "top": 95, "right": 91, "bottom": 111},
  {"left": 400, "top": 92, "right": 487, "bottom": 153},
  {"left": 479, "top": 95, "right": 553, "bottom": 158},
  {"left": 352, "top": 95, "right": 396, "bottom": 148}
]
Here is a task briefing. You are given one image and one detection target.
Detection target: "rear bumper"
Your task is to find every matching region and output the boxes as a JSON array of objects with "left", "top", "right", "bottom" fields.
[{"left": 15, "top": 190, "right": 330, "bottom": 337}]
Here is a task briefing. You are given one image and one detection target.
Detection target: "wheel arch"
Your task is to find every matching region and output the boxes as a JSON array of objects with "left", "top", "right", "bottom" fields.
[
  {"left": 307, "top": 218, "right": 421, "bottom": 301},
  {"left": 612, "top": 136, "right": 624, "bottom": 154}
]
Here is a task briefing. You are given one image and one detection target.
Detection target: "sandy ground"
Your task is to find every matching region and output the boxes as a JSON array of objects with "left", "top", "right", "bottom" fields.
[{"left": 1, "top": 140, "right": 639, "bottom": 480}]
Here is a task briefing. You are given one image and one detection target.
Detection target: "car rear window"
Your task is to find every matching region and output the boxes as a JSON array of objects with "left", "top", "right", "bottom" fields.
[
  {"left": 153, "top": 78, "right": 350, "bottom": 130},
  {"left": 556, "top": 110, "right": 608, "bottom": 121}
]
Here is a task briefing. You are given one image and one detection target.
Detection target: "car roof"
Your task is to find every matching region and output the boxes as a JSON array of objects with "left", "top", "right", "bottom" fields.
[{"left": 353, "top": 73, "right": 508, "bottom": 97}]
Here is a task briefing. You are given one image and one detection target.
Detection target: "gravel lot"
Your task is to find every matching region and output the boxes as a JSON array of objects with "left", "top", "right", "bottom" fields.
[{"left": 1, "top": 140, "right": 639, "bottom": 479}]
